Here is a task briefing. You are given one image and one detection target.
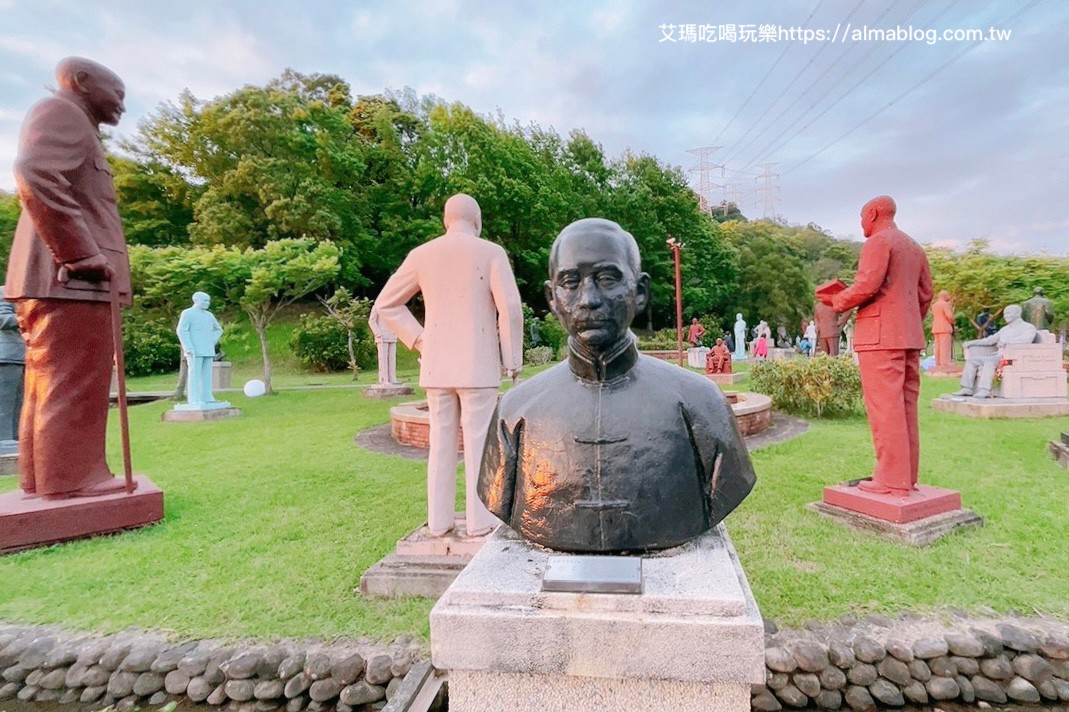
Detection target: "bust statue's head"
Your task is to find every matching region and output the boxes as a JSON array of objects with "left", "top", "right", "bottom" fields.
[
  {"left": 736, "top": 313, "right": 743, "bottom": 321},
  {"left": 1034, "top": 286, "right": 1045, "bottom": 297},
  {"left": 192, "top": 291, "right": 211, "bottom": 310},
  {"left": 545, "top": 218, "right": 650, "bottom": 354},
  {"left": 939, "top": 290, "right": 950, "bottom": 301},
  {"left": 443, "top": 193, "right": 481, "bottom": 237},
  {"left": 1004, "top": 304, "right": 1022, "bottom": 323}
]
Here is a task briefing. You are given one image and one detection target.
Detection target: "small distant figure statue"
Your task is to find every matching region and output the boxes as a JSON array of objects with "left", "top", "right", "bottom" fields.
[
  {"left": 976, "top": 310, "right": 998, "bottom": 338},
  {"left": 687, "top": 317, "right": 706, "bottom": 347},
  {"left": 732, "top": 313, "right": 747, "bottom": 360},
  {"left": 1021, "top": 287, "right": 1054, "bottom": 332},
  {"left": 803, "top": 320, "right": 817, "bottom": 355},
  {"left": 722, "top": 330, "right": 735, "bottom": 355},
  {"left": 931, "top": 291, "right": 957, "bottom": 371},
  {"left": 176, "top": 292, "right": 226, "bottom": 409},
  {"left": 0, "top": 292, "right": 25, "bottom": 452},
  {"left": 368, "top": 303, "right": 401, "bottom": 386},
  {"left": 753, "top": 333, "right": 769, "bottom": 360},
  {"left": 953, "top": 304, "right": 1038, "bottom": 399},
  {"left": 776, "top": 326, "right": 792, "bottom": 348},
  {"left": 705, "top": 338, "right": 732, "bottom": 374}
]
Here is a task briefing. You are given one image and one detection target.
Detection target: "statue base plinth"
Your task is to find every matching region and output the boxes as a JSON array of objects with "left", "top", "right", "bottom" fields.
[
  {"left": 162, "top": 406, "right": 241, "bottom": 422},
  {"left": 0, "top": 445, "right": 16, "bottom": 476},
  {"left": 431, "top": 526, "right": 764, "bottom": 712},
  {"left": 1049, "top": 438, "right": 1069, "bottom": 469},
  {"left": 821, "top": 482, "right": 962, "bottom": 523},
  {"left": 705, "top": 372, "right": 746, "bottom": 385},
  {"left": 359, "top": 514, "right": 493, "bottom": 599},
  {"left": 927, "top": 365, "right": 963, "bottom": 377},
  {"left": 0, "top": 475, "right": 164, "bottom": 554},
  {"left": 363, "top": 383, "right": 414, "bottom": 399},
  {"left": 932, "top": 395, "right": 1069, "bottom": 419},
  {"left": 808, "top": 499, "right": 983, "bottom": 546}
]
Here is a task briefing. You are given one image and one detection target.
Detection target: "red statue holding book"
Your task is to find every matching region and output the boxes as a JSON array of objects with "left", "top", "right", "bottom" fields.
[{"left": 818, "top": 196, "right": 933, "bottom": 496}]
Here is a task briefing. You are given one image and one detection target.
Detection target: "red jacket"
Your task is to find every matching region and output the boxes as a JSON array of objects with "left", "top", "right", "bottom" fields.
[
  {"left": 832, "top": 226, "right": 932, "bottom": 352},
  {"left": 5, "top": 93, "right": 132, "bottom": 305}
]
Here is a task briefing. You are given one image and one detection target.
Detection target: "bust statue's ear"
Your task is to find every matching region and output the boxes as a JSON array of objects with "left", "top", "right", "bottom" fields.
[
  {"left": 544, "top": 279, "right": 556, "bottom": 315},
  {"left": 635, "top": 272, "right": 651, "bottom": 313}
]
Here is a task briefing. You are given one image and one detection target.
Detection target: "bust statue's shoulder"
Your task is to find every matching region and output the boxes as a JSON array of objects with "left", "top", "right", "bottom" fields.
[
  {"left": 497, "top": 361, "right": 572, "bottom": 412},
  {"left": 635, "top": 355, "right": 734, "bottom": 412}
]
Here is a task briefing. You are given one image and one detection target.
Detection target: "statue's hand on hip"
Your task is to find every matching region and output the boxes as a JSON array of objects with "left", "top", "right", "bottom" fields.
[{"left": 59, "top": 254, "right": 114, "bottom": 282}]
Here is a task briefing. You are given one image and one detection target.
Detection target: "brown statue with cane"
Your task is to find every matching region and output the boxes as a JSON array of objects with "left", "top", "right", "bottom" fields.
[{"left": 0, "top": 57, "right": 162, "bottom": 552}]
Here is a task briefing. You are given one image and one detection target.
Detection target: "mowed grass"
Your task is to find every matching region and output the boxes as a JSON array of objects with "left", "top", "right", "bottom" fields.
[{"left": 0, "top": 367, "right": 1066, "bottom": 642}]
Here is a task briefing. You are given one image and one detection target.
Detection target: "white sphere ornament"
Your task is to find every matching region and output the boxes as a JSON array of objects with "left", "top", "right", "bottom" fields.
[{"left": 243, "top": 379, "right": 267, "bottom": 398}]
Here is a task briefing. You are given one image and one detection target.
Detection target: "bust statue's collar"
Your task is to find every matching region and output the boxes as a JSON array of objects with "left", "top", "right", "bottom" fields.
[{"left": 567, "top": 333, "right": 638, "bottom": 383}]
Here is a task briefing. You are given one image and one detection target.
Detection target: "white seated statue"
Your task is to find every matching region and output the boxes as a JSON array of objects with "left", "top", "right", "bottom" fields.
[{"left": 953, "top": 304, "right": 1037, "bottom": 399}]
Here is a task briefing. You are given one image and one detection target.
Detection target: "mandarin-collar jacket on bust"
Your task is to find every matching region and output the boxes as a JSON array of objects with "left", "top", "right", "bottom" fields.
[{"left": 478, "top": 333, "right": 756, "bottom": 553}]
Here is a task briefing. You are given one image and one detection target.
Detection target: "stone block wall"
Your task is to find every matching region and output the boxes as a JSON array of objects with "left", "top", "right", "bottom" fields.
[
  {"left": 0, "top": 625, "right": 421, "bottom": 712},
  {"left": 753, "top": 616, "right": 1069, "bottom": 710}
]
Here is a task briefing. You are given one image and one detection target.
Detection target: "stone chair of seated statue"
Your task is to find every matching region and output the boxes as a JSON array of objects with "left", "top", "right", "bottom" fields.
[{"left": 953, "top": 304, "right": 1037, "bottom": 398}]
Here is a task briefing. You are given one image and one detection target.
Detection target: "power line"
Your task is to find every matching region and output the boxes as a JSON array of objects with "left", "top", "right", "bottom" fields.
[
  {"left": 783, "top": 0, "right": 1047, "bottom": 175},
  {"left": 712, "top": 0, "right": 830, "bottom": 145},
  {"left": 721, "top": 0, "right": 868, "bottom": 165},
  {"left": 730, "top": 0, "right": 910, "bottom": 170},
  {"left": 738, "top": 0, "right": 938, "bottom": 171}
]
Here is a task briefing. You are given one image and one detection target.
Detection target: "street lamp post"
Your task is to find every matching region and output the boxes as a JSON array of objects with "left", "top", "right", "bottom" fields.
[{"left": 666, "top": 236, "right": 685, "bottom": 367}]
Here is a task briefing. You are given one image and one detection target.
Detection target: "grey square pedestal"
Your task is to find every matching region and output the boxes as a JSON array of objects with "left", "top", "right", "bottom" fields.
[{"left": 431, "top": 525, "right": 764, "bottom": 712}]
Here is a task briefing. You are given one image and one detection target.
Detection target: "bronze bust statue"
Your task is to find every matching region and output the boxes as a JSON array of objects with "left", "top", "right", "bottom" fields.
[{"left": 477, "top": 218, "right": 756, "bottom": 553}]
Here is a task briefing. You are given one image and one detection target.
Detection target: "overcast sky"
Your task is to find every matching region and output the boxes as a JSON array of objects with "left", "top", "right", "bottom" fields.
[{"left": 1, "top": 0, "right": 1066, "bottom": 254}]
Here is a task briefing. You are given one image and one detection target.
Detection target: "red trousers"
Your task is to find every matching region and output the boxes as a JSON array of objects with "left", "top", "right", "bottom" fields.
[
  {"left": 856, "top": 349, "right": 921, "bottom": 493},
  {"left": 934, "top": 332, "right": 953, "bottom": 368},
  {"left": 818, "top": 336, "right": 841, "bottom": 356},
  {"left": 16, "top": 299, "right": 114, "bottom": 497}
]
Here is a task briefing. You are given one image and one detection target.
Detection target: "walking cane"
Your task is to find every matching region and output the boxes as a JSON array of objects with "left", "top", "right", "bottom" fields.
[{"left": 109, "top": 279, "right": 135, "bottom": 494}]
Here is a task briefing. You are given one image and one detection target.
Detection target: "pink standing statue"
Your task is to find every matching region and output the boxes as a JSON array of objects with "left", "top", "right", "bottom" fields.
[{"left": 374, "top": 194, "right": 524, "bottom": 537}]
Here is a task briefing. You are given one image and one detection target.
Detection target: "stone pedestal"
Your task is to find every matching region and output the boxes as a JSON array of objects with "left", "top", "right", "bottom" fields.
[
  {"left": 364, "top": 383, "right": 414, "bottom": 399},
  {"left": 0, "top": 475, "right": 164, "bottom": 553},
  {"left": 928, "top": 364, "right": 963, "bottom": 378},
  {"left": 212, "top": 361, "right": 232, "bottom": 390},
  {"left": 767, "top": 347, "right": 796, "bottom": 360},
  {"left": 431, "top": 525, "right": 764, "bottom": 712},
  {"left": 360, "top": 514, "right": 493, "bottom": 598},
  {"left": 1049, "top": 432, "right": 1069, "bottom": 470},
  {"left": 687, "top": 347, "right": 710, "bottom": 369},
  {"left": 812, "top": 483, "right": 982, "bottom": 545},
  {"left": 162, "top": 402, "right": 240, "bottom": 422},
  {"left": 932, "top": 395, "right": 1069, "bottom": 418},
  {"left": 705, "top": 372, "right": 746, "bottom": 386}
]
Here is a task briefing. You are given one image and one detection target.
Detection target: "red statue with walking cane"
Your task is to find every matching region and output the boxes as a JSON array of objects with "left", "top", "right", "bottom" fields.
[{"left": 0, "top": 57, "right": 161, "bottom": 552}]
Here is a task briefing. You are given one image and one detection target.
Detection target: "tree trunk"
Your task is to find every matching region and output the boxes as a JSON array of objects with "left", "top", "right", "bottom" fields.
[
  {"left": 346, "top": 329, "right": 358, "bottom": 380},
  {"left": 172, "top": 357, "right": 188, "bottom": 401},
  {"left": 254, "top": 322, "right": 273, "bottom": 394}
]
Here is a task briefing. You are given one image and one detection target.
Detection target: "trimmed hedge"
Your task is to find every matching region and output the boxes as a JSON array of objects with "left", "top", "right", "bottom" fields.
[{"left": 750, "top": 355, "right": 863, "bottom": 417}]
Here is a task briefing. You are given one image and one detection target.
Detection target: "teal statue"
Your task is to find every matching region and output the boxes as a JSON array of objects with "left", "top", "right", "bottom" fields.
[{"left": 176, "top": 292, "right": 229, "bottom": 410}]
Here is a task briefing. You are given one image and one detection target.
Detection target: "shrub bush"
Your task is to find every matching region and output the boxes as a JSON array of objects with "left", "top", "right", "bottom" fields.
[
  {"left": 637, "top": 328, "right": 679, "bottom": 350},
  {"left": 524, "top": 345, "right": 555, "bottom": 366},
  {"left": 123, "top": 310, "right": 183, "bottom": 377},
  {"left": 539, "top": 313, "right": 567, "bottom": 351},
  {"left": 290, "top": 314, "right": 375, "bottom": 373},
  {"left": 750, "top": 355, "right": 863, "bottom": 417}
]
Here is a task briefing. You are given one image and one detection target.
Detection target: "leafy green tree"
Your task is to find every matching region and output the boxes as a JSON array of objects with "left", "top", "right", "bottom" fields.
[
  {"left": 721, "top": 220, "right": 814, "bottom": 334},
  {"left": 319, "top": 287, "right": 373, "bottom": 379},
  {"left": 110, "top": 156, "right": 196, "bottom": 246},
  {"left": 130, "top": 238, "right": 340, "bottom": 393},
  {"left": 0, "top": 192, "right": 19, "bottom": 274}
]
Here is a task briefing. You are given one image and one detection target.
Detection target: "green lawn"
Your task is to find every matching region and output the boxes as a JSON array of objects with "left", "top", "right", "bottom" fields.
[{"left": 1, "top": 367, "right": 1066, "bottom": 643}]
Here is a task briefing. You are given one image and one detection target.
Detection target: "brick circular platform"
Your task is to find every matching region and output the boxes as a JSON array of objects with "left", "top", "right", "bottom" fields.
[{"left": 390, "top": 391, "right": 773, "bottom": 449}]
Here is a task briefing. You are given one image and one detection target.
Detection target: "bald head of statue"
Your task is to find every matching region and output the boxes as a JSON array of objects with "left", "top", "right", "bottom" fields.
[
  {"left": 860, "top": 195, "right": 897, "bottom": 238},
  {"left": 55, "top": 56, "right": 125, "bottom": 127},
  {"left": 443, "top": 193, "right": 482, "bottom": 237}
]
